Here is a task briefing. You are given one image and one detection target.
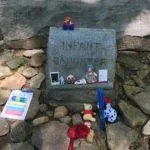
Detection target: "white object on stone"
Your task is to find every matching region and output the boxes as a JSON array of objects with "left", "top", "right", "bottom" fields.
[
  {"left": 23, "top": 49, "right": 44, "bottom": 57},
  {"left": 142, "top": 120, "right": 150, "bottom": 135},
  {"left": 74, "top": 78, "right": 87, "bottom": 85},
  {"left": 104, "top": 104, "right": 117, "bottom": 123}
]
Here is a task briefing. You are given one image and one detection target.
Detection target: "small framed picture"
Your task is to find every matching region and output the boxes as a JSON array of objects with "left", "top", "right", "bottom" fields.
[
  {"left": 50, "top": 72, "right": 60, "bottom": 85},
  {"left": 98, "top": 69, "right": 108, "bottom": 82}
]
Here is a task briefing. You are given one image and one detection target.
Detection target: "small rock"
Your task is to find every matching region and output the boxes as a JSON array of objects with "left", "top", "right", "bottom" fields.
[
  {"left": 106, "top": 122, "right": 139, "bottom": 150},
  {"left": 72, "top": 113, "right": 83, "bottom": 125},
  {"left": 23, "top": 49, "right": 44, "bottom": 57},
  {"left": 59, "top": 116, "right": 72, "bottom": 124},
  {"left": 31, "top": 121, "right": 69, "bottom": 150},
  {"left": 0, "top": 53, "right": 13, "bottom": 63},
  {"left": 54, "top": 106, "right": 68, "bottom": 119},
  {"left": 10, "top": 121, "right": 32, "bottom": 142},
  {"left": 118, "top": 101, "right": 147, "bottom": 127},
  {"left": 131, "top": 75, "right": 145, "bottom": 88},
  {"left": 0, "top": 118, "right": 9, "bottom": 136},
  {"left": 30, "top": 53, "right": 45, "bottom": 67},
  {"left": 7, "top": 57, "right": 27, "bottom": 69},
  {"left": 137, "top": 69, "right": 150, "bottom": 80},
  {"left": 33, "top": 116, "right": 49, "bottom": 126},
  {"left": 130, "top": 92, "right": 150, "bottom": 114},
  {"left": 0, "top": 89, "right": 11, "bottom": 105},
  {"left": 0, "top": 66, "right": 12, "bottom": 79},
  {"left": 46, "top": 111, "right": 54, "bottom": 118},
  {"left": 39, "top": 104, "right": 48, "bottom": 113},
  {"left": 124, "top": 79, "right": 136, "bottom": 86},
  {"left": 118, "top": 55, "right": 148, "bottom": 71},
  {"left": 2, "top": 142, "right": 34, "bottom": 150},
  {"left": 29, "top": 73, "right": 45, "bottom": 89},
  {"left": 123, "top": 85, "right": 143, "bottom": 96},
  {"left": 21, "top": 67, "right": 38, "bottom": 78},
  {"left": 26, "top": 90, "right": 40, "bottom": 120},
  {"left": 142, "top": 120, "right": 150, "bottom": 135},
  {"left": 0, "top": 73, "right": 26, "bottom": 89}
]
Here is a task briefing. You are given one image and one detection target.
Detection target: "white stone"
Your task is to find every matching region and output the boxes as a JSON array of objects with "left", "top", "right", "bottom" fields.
[{"left": 142, "top": 120, "right": 150, "bottom": 135}]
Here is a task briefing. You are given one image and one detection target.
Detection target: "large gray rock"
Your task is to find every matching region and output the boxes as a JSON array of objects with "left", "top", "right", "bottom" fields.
[
  {"left": 118, "top": 101, "right": 147, "bottom": 127},
  {"left": 31, "top": 121, "right": 69, "bottom": 150},
  {"left": 106, "top": 122, "right": 138, "bottom": 150},
  {"left": 10, "top": 121, "right": 32, "bottom": 142},
  {"left": 2, "top": 142, "right": 34, "bottom": 150},
  {"left": 130, "top": 92, "right": 150, "bottom": 114},
  {"left": 0, "top": 0, "right": 150, "bottom": 49}
]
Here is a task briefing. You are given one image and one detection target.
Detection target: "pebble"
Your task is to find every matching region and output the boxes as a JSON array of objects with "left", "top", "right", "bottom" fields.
[
  {"left": 30, "top": 53, "right": 45, "bottom": 67},
  {"left": 0, "top": 66, "right": 12, "bottom": 79},
  {"left": 39, "top": 104, "right": 49, "bottom": 113},
  {"left": 54, "top": 106, "right": 68, "bottom": 119},
  {"left": 33, "top": 116, "right": 49, "bottom": 126},
  {"left": 46, "top": 111, "right": 54, "bottom": 118}
]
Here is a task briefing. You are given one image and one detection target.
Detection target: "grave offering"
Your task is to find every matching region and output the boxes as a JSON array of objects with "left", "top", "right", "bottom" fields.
[
  {"left": 0, "top": 90, "right": 33, "bottom": 120},
  {"left": 46, "top": 27, "right": 117, "bottom": 103}
]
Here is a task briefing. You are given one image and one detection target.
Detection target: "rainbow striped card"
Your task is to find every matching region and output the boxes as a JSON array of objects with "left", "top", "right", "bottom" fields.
[{"left": 0, "top": 90, "right": 33, "bottom": 120}]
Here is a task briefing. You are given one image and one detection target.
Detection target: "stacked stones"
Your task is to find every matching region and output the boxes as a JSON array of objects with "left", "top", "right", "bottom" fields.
[{"left": 107, "top": 47, "right": 150, "bottom": 149}]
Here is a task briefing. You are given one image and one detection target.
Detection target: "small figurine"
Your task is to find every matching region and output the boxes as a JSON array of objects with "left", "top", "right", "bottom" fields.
[
  {"left": 59, "top": 76, "right": 65, "bottom": 85},
  {"left": 62, "top": 16, "right": 74, "bottom": 30},
  {"left": 66, "top": 74, "right": 75, "bottom": 84},
  {"left": 74, "top": 78, "right": 87, "bottom": 85},
  {"left": 85, "top": 64, "right": 97, "bottom": 84},
  {"left": 82, "top": 103, "right": 96, "bottom": 122},
  {"left": 104, "top": 103, "right": 117, "bottom": 123}
]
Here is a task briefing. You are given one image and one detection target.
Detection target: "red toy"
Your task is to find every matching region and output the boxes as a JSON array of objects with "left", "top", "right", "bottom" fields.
[
  {"left": 67, "top": 124, "right": 90, "bottom": 150},
  {"left": 63, "top": 16, "right": 74, "bottom": 30}
]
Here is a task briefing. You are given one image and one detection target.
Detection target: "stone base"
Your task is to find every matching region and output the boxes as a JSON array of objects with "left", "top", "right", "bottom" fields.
[{"left": 45, "top": 89, "right": 115, "bottom": 111}]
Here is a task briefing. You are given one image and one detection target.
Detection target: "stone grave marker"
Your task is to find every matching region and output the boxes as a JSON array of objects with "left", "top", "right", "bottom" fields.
[{"left": 46, "top": 27, "right": 117, "bottom": 104}]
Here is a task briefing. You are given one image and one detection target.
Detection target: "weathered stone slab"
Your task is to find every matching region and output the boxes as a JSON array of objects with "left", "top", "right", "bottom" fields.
[{"left": 46, "top": 27, "right": 116, "bottom": 89}]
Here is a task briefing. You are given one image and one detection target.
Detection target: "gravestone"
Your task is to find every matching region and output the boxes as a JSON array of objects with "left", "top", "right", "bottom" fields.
[{"left": 46, "top": 27, "right": 117, "bottom": 106}]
